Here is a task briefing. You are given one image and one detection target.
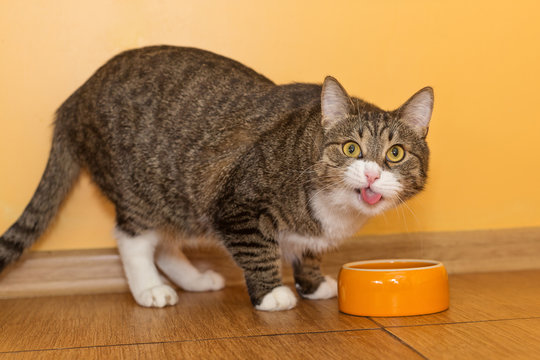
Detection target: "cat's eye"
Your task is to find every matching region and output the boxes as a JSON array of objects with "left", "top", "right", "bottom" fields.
[
  {"left": 386, "top": 145, "right": 405, "bottom": 163},
  {"left": 343, "top": 142, "right": 362, "bottom": 158}
]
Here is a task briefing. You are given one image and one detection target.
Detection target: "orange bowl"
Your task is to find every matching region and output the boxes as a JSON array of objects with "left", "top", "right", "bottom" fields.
[{"left": 338, "top": 259, "right": 449, "bottom": 317}]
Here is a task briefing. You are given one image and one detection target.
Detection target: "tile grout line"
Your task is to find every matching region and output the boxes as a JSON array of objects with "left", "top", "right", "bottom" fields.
[
  {"left": 370, "top": 318, "right": 429, "bottom": 360},
  {"left": 0, "top": 327, "right": 383, "bottom": 355},
  {"left": 371, "top": 315, "right": 540, "bottom": 329}
]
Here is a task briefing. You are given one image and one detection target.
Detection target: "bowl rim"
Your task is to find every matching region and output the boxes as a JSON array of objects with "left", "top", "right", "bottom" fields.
[{"left": 341, "top": 259, "right": 443, "bottom": 272}]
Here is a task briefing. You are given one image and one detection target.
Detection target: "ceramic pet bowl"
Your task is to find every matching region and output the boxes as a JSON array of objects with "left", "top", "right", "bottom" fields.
[{"left": 338, "top": 259, "right": 449, "bottom": 317}]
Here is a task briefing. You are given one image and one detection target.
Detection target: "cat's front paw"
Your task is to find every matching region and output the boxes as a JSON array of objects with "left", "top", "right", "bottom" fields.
[
  {"left": 300, "top": 276, "right": 337, "bottom": 300},
  {"left": 181, "top": 270, "right": 225, "bottom": 292},
  {"left": 136, "top": 284, "right": 178, "bottom": 308},
  {"left": 255, "top": 286, "right": 297, "bottom": 311}
]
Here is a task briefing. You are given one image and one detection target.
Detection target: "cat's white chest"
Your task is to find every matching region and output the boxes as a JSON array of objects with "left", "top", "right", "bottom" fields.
[
  {"left": 278, "top": 190, "right": 368, "bottom": 260},
  {"left": 311, "top": 189, "right": 369, "bottom": 239}
]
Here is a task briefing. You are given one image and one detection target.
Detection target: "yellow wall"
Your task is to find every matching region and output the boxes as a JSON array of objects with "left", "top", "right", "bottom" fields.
[{"left": 1, "top": 1, "right": 540, "bottom": 251}]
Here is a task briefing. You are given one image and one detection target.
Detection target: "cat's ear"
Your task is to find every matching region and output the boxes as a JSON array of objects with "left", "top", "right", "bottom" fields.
[
  {"left": 321, "top": 76, "right": 354, "bottom": 130},
  {"left": 397, "top": 87, "right": 434, "bottom": 138}
]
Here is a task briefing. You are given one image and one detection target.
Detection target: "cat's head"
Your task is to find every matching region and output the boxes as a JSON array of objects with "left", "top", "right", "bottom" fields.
[{"left": 315, "top": 76, "right": 433, "bottom": 217}]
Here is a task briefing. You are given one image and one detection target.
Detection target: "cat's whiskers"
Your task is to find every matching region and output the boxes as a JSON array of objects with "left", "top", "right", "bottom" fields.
[
  {"left": 393, "top": 195, "right": 425, "bottom": 257},
  {"left": 306, "top": 178, "right": 348, "bottom": 207},
  {"left": 287, "top": 163, "right": 320, "bottom": 183},
  {"left": 396, "top": 194, "right": 420, "bottom": 225},
  {"left": 398, "top": 198, "right": 410, "bottom": 234},
  {"left": 386, "top": 198, "right": 407, "bottom": 234},
  {"left": 380, "top": 207, "right": 390, "bottom": 225}
]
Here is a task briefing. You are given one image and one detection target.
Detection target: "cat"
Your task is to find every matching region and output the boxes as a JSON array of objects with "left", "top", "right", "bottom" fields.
[{"left": 0, "top": 46, "right": 433, "bottom": 311}]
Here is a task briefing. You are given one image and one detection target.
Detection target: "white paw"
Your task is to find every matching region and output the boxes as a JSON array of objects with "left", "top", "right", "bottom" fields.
[
  {"left": 301, "top": 276, "right": 338, "bottom": 300},
  {"left": 255, "top": 286, "right": 297, "bottom": 311},
  {"left": 135, "top": 284, "right": 179, "bottom": 308},
  {"left": 181, "top": 270, "right": 225, "bottom": 292}
]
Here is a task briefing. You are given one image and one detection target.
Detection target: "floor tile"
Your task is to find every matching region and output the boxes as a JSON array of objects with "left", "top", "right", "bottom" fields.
[
  {"left": 0, "top": 285, "right": 376, "bottom": 352},
  {"left": 388, "top": 318, "right": 540, "bottom": 360}
]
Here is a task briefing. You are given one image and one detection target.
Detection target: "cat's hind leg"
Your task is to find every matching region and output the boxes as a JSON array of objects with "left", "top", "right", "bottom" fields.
[
  {"left": 156, "top": 242, "right": 225, "bottom": 292},
  {"left": 293, "top": 251, "right": 337, "bottom": 300},
  {"left": 115, "top": 228, "right": 178, "bottom": 308}
]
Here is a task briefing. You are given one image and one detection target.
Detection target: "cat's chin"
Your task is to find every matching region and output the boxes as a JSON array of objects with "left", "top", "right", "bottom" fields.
[
  {"left": 357, "top": 203, "right": 388, "bottom": 217},
  {"left": 356, "top": 201, "right": 388, "bottom": 216}
]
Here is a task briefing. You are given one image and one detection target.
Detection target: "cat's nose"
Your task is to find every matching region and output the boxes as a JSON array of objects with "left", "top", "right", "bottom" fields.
[{"left": 365, "top": 172, "right": 380, "bottom": 186}]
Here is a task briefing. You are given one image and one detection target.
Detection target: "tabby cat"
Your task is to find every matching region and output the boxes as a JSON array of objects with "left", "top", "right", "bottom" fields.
[{"left": 0, "top": 46, "right": 433, "bottom": 311}]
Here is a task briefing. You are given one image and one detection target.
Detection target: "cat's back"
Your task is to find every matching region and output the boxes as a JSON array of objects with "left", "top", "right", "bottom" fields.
[
  {"left": 97, "top": 45, "right": 273, "bottom": 82},
  {"left": 84, "top": 45, "right": 274, "bottom": 101}
]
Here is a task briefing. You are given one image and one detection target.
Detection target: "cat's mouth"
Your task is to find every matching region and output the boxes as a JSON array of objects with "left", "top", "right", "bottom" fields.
[{"left": 355, "top": 187, "right": 383, "bottom": 205}]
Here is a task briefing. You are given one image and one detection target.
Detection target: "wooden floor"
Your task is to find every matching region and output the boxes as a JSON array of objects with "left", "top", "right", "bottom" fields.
[{"left": 1, "top": 268, "right": 539, "bottom": 359}]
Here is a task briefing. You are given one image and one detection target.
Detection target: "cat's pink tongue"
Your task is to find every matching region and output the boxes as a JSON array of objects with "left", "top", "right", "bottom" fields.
[{"left": 361, "top": 188, "right": 382, "bottom": 205}]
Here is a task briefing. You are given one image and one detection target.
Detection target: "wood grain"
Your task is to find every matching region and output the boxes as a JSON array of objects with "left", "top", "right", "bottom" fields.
[
  {"left": 1, "top": 227, "right": 538, "bottom": 300},
  {"left": 372, "top": 270, "right": 540, "bottom": 327},
  {"left": 0, "top": 330, "right": 424, "bottom": 360},
  {"left": 388, "top": 318, "right": 540, "bottom": 360}
]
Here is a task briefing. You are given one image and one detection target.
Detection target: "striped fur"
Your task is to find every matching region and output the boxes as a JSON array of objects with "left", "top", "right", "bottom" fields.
[
  {"left": 0, "top": 127, "right": 80, "bottom": 271},
  {"left": 0, "top": 46, "right": 432, "bottom": 308}
]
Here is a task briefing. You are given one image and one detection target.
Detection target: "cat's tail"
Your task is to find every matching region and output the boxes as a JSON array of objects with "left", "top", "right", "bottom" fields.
[{"left": 0, "top": 120, "right": 80, "bottom": 271}]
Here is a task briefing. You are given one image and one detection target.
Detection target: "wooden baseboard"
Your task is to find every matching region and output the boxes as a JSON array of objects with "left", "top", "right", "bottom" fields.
[
  {"left": 339, "top": 227, "right": 540, "bottom": 274},
  {"left": 0, "top": 227, "right": 539, "bottom": 299},
  {"left": 0, "top": 249, "right": 128, "bottom": 299}
]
